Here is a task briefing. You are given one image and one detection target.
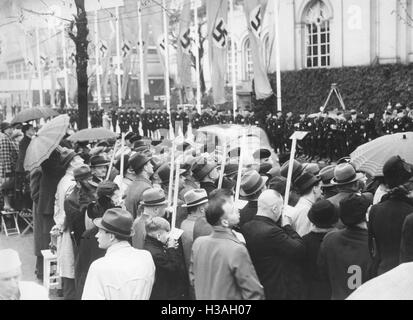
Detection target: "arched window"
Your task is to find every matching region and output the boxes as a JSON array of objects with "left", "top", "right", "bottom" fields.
[
  {"left": 304, "top": 0, "right": 331, "bottom": 68},
  {"left": 263, "top": 33, "right": 271, "bottom": 70},
  {"left": 242, "top": 37, "right": 253, "bottom": 81},
  {"left": 226, "top": 40, "right": 238, "bottom": 83}
]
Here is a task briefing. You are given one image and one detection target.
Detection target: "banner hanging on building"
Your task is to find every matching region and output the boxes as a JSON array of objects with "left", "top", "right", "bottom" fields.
[
  {"left": 243, "top": 0, "right": 273, "bottom": 100},
  {"left": 207, "top": 0, "right": 228, "bottom": 105},
  {"left": 177, "top": 0, "right": 193, "bottom": 92}
]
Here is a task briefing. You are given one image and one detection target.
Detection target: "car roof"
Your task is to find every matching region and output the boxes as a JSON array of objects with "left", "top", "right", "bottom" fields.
[{"left": 197, "top": 124, "right": 269, "bottom": 143}]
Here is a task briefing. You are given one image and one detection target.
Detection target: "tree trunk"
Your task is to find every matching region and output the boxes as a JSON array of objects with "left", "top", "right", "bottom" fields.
[{"left": 72, "top": 0, "right": 89, "bottom": 129}]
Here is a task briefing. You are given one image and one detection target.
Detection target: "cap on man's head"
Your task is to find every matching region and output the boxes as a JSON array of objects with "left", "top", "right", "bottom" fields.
[{"left": 0, "top": 249, "right": 21, "bottom": 274}]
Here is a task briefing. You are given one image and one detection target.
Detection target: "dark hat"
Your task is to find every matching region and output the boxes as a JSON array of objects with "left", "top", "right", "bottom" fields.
[
  {"left": 128, "top": 153, "right": 152, "bottom": 173},
  {"left": 97, "top": 181, "right": 119, "bottom": 198},
  {"left": 259, "top": 163, "right": 273, "bottom": 176},
  {"left": 302, "top": 163, "right": 320, "bottom": 175},
  {"left": 308, "top": 200, "right": 338, "bottom": 228},
  {"left": 385, "top": 110, "right": 392, "bottom": 116},
  {"left": 96, "top": 141, "right": 109, "bottom": 148},
  {"left": 125, "top": 132, "right": 135, "bottom": 141},
  {"left": 182, "top": 189, "right": 209, "bottom": 208},
  {"left": 269, "top": 176, "right": 287, "bottom": 196},
  {"left": 0, "top": 122, "right": 11, "bottom": 132},
  {"left": 223, "top": 163, "right": 239, "bottom": 177},
  {"left": 350, "top": 109, "right": 357, "bottom": 115},
  {"left": 130, "top": 135, "right": 142, "bottom": 144},
  {"left": 382, "top": 155, "right": 413, "bottom": 188},
  {"left": 331, "top": 163, "right": 364, "bottom": 186},
  {"left": 294, "top": 172, "right": 321, "bottom": 195},
  {"left": 157, "top": 164, "right": 185, "bottom": 184},
  {"left": 339, "top": 193, "right": 372, "bottom": 227},
  {"left": 73, "top": 165, "right": 93, "bottom": 181},
  {"left": 267, "top": 166, "right": 281, "bottom": 179},
  {"left": 134, "top": 146, "right": 151, "bottom": 155},
  {"left": 60, "top": 147, "right": 78, "bottom": 169},
  {"left": 240, "top": 170, "right": 268, "bottom": 197},
  {"left": 319, "top": 165, "right": 336, "bottom": 188},
  {"left": 191, "top": 159, "right": 217, "bottom": 181},
  {"left": 280, "top": 160, "right": 305, "bottom": 182},
  {"left": 90, "top": 155, "right": 110, "bottom": 167},
  {"left": 133, "top": 140, "right": 146, "bottom": 149},
  {"left": 140, "top": 188, "right": 168, "bottom": 207},
  {"left": 228, "top": 147, "right": 241, "bottom": 158},
  {"left": 94, "top": 208, "right": 135, "bottom": 238},
  {"left": 253, "top": 148, "right": 271, "bottom": 160}
]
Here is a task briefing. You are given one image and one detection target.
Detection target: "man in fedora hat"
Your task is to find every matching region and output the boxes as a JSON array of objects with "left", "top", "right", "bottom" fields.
[
  {"left": 302, "top": 200, "right": 338, "bottom": 300},
  {"left": 124, "top": 153, "right": 153, "bottom": 219},
  {"left": 131, "top": 188, "right": 169, "bottom": 250},
  {"left": 241, "top": 190, "right": 306, "bottom": 300},
  {"left": 326, "top": 163, "right": 366, "bottom": 228},
  {"left": 191, "top": 158, "right": 220, "bottom": 197},
  {"left": 144, "top": 217, "right": 189, "bottom": 300},
  {"left": 180, "top": 189, "right": 210, "bottom": 272},
  {"left": 75, "top": 181, "right": 121, "bottom": 299},
  {"left": 89, "top": 155, "right": 110, "bottom": 188},
  {"left": 318, "top": 194, "right": 373, "bottom": 300},
  {"left": 0, "top": 249, "right": 49, "bottom": 300},
  {"left": 82, "top": 208, "right": 155, "bottom": 300},
  {"left": 190, "top": 191, "right": 264, "bottom": 300},
  {"left": 284, "top": 172, "right": 322, "bottom": 237},
  {"left": 238, "top": 170, "right": 268, "bottom": 227},
  {"left": 318, "top": 165, "right": 337, "bottom": 199}
]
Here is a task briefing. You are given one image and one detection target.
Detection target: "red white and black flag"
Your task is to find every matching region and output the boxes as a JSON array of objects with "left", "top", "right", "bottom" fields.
[{"left": 207, "top": 0, "right": 229, "bottom": 105}]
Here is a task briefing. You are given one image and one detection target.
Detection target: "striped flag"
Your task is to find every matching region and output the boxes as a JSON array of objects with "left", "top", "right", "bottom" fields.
[
  {"left": 207, "top": 0, "right": 228, "bottom": 105},
  {"left": 243, "top": 0, "right": 273, "bottom": 100}
]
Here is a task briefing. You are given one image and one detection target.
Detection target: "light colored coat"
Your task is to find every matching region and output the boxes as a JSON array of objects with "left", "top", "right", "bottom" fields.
[
  {"left": 54, "top": 172, "right": 76, "bottom": 279},
  {"left": 189, "top": 226, "right": 265, "bottom": 300},
  {"left": 82, "top": 241, "right": 155, "bottom": 300}
]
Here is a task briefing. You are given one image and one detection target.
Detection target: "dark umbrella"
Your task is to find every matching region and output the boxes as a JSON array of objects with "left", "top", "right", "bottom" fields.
[
  {"left": 67, "top": 128, "right": 117, "bottom": 142},
  {"left": 11, "top": 106, "right": 59, "bottom": 124}
]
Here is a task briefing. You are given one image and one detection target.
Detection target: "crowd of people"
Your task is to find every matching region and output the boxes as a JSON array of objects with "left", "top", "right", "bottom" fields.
[{"left": 1, "top": 102, "right": 413, "bottom": 300}]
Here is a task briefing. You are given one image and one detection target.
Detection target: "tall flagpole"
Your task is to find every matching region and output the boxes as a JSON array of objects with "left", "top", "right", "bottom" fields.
[
  {"left": 229, "top": 0, "right": 237, "bottom": 121},
  {"left": 35, "top": 26, "right": 44, "bottom": 107},
  {"left": 274, "top": 0, "right": 282, "bottom": 111},
  {"left": 193, "top": 0, "right": 201, "bottom": 113},
  {"left": 137, "top": 0, "right": 145, "bottom": 110},
  {"left": 162, "top": 0, "right": 171, "bottom": 120},
  {"left": 95, "top": 10, "right": 102, "bottom": 109},
  {"left": 62, "top": 24, "right": 70, "bottom": 108},
  {"left": 115, "top": 6, "right": 122, "bottom": 108}
]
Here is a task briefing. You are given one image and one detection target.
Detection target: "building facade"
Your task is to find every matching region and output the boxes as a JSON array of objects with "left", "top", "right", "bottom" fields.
[{"left": 1, "top": 0, "right": 413, "bottom": 109}]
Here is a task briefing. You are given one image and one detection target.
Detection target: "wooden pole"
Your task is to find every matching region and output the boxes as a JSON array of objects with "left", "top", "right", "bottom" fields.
[
  {"left": 229, "top": 0, "right": 237, "bottom": 121},
  {"left": 119, "top": 132, "right": 125, "bottom": 198},
  {"left": 95, "top": 10, "right": 102, "bottom": 109},
  {"left": 234, "top": 129, "right": 246, "bottom": 201},
  {"left": 284, "top": 137, "right": 297, "bottom": 208},
  {"left": 106, "top": 143, "right": 119, "bottom": 181},
  {"left": 193, "top": 0, "right": 201, "bottom": 113},
  {"left": 137, "top": 0, "right": 145, "bottom": 110},
  {"left": 171, "top": 160, "right": 180, "bottom": 229},
  {"left": 167, "top": 140, "right": 175, "bottom": 206},
  {"left": 217, "top": 137, "right": 227, "bottom": 189},
  {"left": 274, "top": 0, "right": 282, "bottom": 111},
  {"left": 115, "top": 6, "right": 122, "bottom": 108}
]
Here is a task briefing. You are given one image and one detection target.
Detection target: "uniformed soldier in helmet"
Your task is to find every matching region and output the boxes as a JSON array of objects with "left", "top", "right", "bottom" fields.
[
  {"left": 191, "top": 107, "right": 201, "bottom": 129},
  {"left": 111, "top": 106, "right": 118, "bottom": 132}
]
